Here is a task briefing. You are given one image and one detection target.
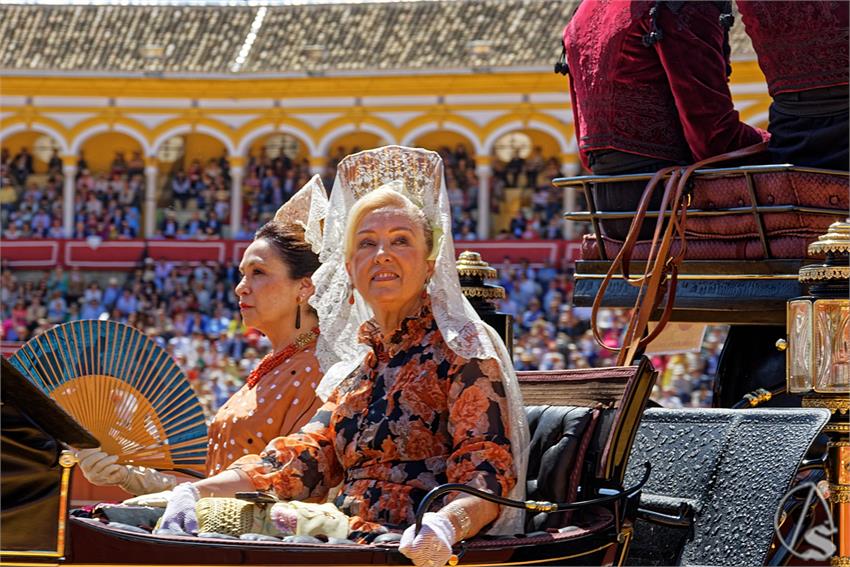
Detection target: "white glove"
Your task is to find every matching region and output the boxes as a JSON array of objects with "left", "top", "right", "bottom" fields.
[
  {"left": 77, "top": 448, "right": 129, "bottom": 486},
  {"left": 155, "top": 483, "right": 200, "bottom": 535},
  {"left": 399, "top": 512, "right": 456, "bottom": 567},
  {"left": 123, "top": 490, "right": 173, "bottom": 508},
  {"left": 118, "top": 467, "right": 178, "bottom": 497}
]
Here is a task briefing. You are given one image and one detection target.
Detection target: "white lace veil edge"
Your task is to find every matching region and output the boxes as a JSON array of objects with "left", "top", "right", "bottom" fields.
[
  {"left": 310, "top": 146, "right": 528, "bottom": 536},
  {"left": 272, "top": 174, "right": 328, "bottom": 254}
]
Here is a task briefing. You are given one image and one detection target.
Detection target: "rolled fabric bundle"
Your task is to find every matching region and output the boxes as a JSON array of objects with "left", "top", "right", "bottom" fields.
[{"left": 195, "top": 498, "right": 349, "bottom": 540}]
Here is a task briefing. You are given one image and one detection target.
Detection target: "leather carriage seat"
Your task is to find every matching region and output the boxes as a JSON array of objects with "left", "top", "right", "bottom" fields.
[
  {"left": 524, "top": 405, "right": 595, "bottom": 532},
  {"left": 581, "top": 168, "right": 849, "bottom": 261}
]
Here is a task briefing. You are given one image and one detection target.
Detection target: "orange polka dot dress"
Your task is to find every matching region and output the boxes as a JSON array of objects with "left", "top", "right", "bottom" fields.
[{"left": 206, "top": 341, "right": 323, "bottom": 475}]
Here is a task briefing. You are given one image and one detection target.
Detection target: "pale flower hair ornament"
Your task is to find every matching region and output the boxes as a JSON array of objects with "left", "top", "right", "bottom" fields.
[
  {"left": 272, "top": 174, "right": 328, "bottom": 254},
  {"left": 310, "top": 145, "right": 529, "bottom": 536}
]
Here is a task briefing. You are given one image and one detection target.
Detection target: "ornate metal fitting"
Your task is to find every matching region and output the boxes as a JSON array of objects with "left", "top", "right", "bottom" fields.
[
  {"left": 830, "top": 483, "right": 850, "bottom": 503},
  {"left": 808, "top": 221, "right": 850, "bottom": 257},
  {"left": 803, "top": 396, "right": 850, "bottom": 414},
  {"left": 832, "top": 556, "right": 850, "bottom": 567},
  {"left": 524, "top": 500, "right": 558, "bottom": 513},
  {"left": 59, "top": 450, "right": 78, "bottom": 468},
  {"left": 456, "top": 251, "right": 498, "bottom": 279},
  {"left": 462, "top": 287, "right": 506, "bottom": 300}
]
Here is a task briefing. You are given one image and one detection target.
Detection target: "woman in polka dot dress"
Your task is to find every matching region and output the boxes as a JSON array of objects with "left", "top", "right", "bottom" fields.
[{"left": 76, "top": 178, "right": 328, "bottom": 499}]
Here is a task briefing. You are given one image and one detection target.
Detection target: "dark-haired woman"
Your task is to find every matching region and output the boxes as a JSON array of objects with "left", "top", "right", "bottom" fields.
[{"left": 76, "top": 178, "right": 328, "bottom": 500}]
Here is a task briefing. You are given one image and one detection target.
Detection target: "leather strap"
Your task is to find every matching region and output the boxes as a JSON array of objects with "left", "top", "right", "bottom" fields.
[{"left": 591, "top": 142, "right": 768, "bottom": 366}]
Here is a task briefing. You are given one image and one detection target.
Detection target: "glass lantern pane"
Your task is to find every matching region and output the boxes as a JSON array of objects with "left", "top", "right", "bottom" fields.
[
  {"left": 787, "top": 300, "right": 813, "bottom": 393},
  {"left": 814, "top": 300, "right": 850, "bottom": 393}
]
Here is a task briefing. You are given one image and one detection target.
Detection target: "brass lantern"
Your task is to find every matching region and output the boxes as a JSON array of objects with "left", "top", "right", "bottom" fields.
[
  {"left": 787, "top": 221, "right": 850, "bottom": 395},
  {"left": 786, "top": 220, "right": 850, "bottom": 567}
]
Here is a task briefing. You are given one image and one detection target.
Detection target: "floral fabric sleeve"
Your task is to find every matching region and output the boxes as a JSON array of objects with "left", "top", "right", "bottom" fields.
[
  {"left": 229, "top": 393, "right": 343, "bottom": 502},
  {"left": 446, "top": 357, "right": 516, "bottom": 498}
]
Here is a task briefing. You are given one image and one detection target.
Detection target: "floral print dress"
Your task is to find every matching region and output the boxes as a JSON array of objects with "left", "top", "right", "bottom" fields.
[{"left": 231, "top": 301, "right": 515, "bottom": 541}]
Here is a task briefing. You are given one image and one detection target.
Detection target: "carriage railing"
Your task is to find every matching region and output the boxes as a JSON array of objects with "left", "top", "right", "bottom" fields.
[{"left": 554, "top": 163, "right": 850, "bottom": 262}]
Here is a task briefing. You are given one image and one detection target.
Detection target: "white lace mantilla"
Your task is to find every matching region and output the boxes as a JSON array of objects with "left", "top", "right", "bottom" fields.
[{"left": 310, "top": 145, "right": 529, "bottom": 536}]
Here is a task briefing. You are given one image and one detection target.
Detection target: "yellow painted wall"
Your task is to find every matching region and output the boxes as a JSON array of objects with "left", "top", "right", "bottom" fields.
[
  {"left": 324, "top": 132, "right": 382, "bottom": 157},
  {"left": 413, "top": 131, "right": 474, "bottom": 154},
  {"left": 183, "top": 133, "right": 226, "bottom": 167},
  {"left": 80, "top": 132, "right": 142, "bottom": 173}
]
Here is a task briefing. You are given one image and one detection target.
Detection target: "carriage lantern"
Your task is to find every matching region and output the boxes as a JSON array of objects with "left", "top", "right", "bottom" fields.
[
  {"left": 456, "top": 251, "right": 512, "bottom": 355},
  {"left": 784, "top": 219, "right": 850, "bottom": 566}
]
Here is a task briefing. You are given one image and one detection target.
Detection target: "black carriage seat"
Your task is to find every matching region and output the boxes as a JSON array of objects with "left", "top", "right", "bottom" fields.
[
  {"left": 518, "top": 358, "right": 657, "bottom": 533},
  {"left": 624, "top": 407, "right": 831, "bottom": 567}
]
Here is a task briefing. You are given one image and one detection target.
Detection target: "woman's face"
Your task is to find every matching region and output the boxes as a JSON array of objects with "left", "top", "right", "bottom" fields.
[
  {"left": 347, "top": 207, "right": 434, "bottom": 315},
  {"left": 235, "top": 239, "right": 307, "bottom": 334}
]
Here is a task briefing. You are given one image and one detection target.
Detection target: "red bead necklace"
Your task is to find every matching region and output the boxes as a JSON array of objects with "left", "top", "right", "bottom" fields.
[{"left": 245, "top": 327, "right": 319, "bottom": 388}]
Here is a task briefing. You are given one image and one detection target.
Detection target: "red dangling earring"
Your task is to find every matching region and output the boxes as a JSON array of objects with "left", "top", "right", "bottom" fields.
[{"left": 348, "top": 289, "right": 355, "bottom": 305}]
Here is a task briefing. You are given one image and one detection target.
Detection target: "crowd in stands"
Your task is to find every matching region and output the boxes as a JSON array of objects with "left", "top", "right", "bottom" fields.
[
  {"left": 2, "top": 257, "right": 720, "bottom": 417},
  {"left": 159, "top": 156, "right": 231, "bottom": 239},
  {"left": 3, "top": 141, "right": 575, "bottom": 242}
]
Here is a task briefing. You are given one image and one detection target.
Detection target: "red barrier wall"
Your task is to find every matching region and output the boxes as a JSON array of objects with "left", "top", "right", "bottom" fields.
[{"left": 2, "top": 238, "right": 582, "bottom": 270}]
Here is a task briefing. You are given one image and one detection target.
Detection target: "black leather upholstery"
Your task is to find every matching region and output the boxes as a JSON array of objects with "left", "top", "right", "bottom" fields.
[{"left": 524, "top": 405, "right": 594, "bottom": 531}]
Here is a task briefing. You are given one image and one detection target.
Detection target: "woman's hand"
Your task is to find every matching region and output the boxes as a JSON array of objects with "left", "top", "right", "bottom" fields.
[
  {"left": 154, "top": 483, "right": 200, "bottom": 534},
  {"left": 398, "top": 512, "right": 456, "bottom": 567},
  {"left": 77, "top": 448, "right": 129, "bottom": 486}
]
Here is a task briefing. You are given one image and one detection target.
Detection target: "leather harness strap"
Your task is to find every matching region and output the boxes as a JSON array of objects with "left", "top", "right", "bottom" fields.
[{"left": 591, "top": 142, "right": 769, "bottom": 366}]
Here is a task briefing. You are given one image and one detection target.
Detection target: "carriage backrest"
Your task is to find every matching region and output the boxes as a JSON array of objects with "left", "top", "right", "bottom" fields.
[{"left": 518, "top": 358, "right": 656, "bottom": 530}]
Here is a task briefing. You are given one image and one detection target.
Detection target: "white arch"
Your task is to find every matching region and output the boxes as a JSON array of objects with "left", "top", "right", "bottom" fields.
[
  {"left": 0, "top": 122, "right": 70, "bottom": 154},
  {"left": 482, "top": 120, "right": 573, "bottom": 155},
  {"left": 400, "top": 121, "right": 483, "bottom": 155},
  {"left": 152, "top": 123, "right": 236, "bottom": 156},
  {"left": 70, "top": 122, "right": 152, "bottom": 156},
  {"left": 235, "top": 123, "right": 317, "bottom": 156},
  {"left": 316, "top": 123, "right": 396, "bottom": 156}
]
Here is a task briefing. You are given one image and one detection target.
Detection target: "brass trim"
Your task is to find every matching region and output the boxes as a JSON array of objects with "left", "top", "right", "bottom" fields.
[
  {"left": 831, "top": 557, "right": 850, "bottom": 567},
  {"left": 524, "top": 500, "right": 558, "bottom": 513},
  {"left": 2, "top": 451, "right": 74, "bottom": 560},
  {"left": 808, "top": 220, "right": 850, "bottom": 257},
  {"left": 829, "top": 484, "right": 850, "bottom": 503},
  {"left": 802, "top": 397, "right": 850, "bottom": 414},
  {"left": 462, "top": 287, "right": 506, "bottom": 300},
  {"left": 825, "top": 422, "right": 850, "bottom": 434},
  {"left": 575, "top": 273, "right": 800, "bottom": 281},
  {"left": 453, "top": 542, "right": 617, "bottom": 567},
  {"left": 799, "top": 265, "right": 850, "bottom": 283},
  {"left": 616, "top": 527, "right": 634, "bottom": 567}
]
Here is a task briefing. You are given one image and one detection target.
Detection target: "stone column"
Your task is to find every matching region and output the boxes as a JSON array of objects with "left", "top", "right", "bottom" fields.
[
  {"left": 229, "top": 157, "right": 245, "bottom": 239},
  {"left": 61, "top": 156, "right": 77, "bottom": 238},
  {"left": 144, "top": 158, "right": 158, "bottom": 238},
  {"left": 475, "top": 157, "right": 492, "bottom": 240},
  {"left": 561, "top": 157, "right": 581, "bottom": 239}
]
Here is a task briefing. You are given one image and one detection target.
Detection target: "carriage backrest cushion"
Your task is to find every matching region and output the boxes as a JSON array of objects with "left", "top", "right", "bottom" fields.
[
  {"left": 518, "top": 358, "right": 656, "bottom": 491},
  {"left": 524, "top": 405, "right": 594, "bottom": 531}
]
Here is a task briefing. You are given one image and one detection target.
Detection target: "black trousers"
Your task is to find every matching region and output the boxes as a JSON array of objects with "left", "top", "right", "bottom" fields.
[
  {"left": 587, "top": 150, "right": 679, "bottom": 241},
  {"left": 768, "top": 86, "right": 849, "bottom": 172}
]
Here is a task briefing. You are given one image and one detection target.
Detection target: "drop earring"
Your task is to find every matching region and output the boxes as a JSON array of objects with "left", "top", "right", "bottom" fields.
[
  {"left": 295, "top": 300, "right": 302, "bottom": 329},
  {"left": 348, "top": 289, "right": 355, "bottom": 305}
]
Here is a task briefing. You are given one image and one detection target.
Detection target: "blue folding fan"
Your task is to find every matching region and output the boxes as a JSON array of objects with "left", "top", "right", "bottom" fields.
[{"left": 9, "top": 320, "right": 208, "bottom": 472}]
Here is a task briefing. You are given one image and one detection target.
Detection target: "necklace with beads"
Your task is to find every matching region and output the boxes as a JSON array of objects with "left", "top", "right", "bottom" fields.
[{"left": 246, "top": 327, "right": 319, "bottom": 388}]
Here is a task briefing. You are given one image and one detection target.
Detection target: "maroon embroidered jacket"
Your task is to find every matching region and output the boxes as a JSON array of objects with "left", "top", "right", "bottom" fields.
[
  {"left": 564, "top": 0, "right": 766, "bottom": 168},
  {"left": 737, "top": 1, "right": 849, "bottom": 96}
]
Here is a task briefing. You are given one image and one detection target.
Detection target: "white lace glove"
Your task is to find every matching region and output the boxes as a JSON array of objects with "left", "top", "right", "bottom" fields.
[
  {"left": 123, "top": 490, "right": 173, "bottom": 508},
  {"left": 399, "top": 512, "right": 456, "bottom": 567},
  {"left": 77, "top": 448, "right": 129, "bottom": 486},
  {"left": 154, "top": 483, "right": 200, "bottom": 535}
]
